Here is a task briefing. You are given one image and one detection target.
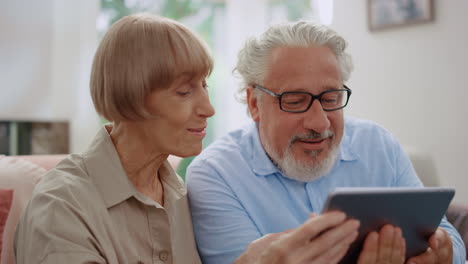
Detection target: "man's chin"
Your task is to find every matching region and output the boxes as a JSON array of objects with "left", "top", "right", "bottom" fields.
[
  {"left": 279, "top": 147, "right": 339, "bottom": 182},
  {"left": 294, "top": 148, "right": 329, "bottom": 164}
]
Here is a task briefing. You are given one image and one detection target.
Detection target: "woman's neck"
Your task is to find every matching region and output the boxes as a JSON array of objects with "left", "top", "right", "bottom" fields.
[{"left": 107, "top": 123, "right": 167, "bottom": 205}]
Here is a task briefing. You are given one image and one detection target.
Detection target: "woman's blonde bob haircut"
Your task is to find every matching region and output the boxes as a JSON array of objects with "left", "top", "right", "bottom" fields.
[{"left": 90, "top": 13, "right": 213, "bottom": 122}]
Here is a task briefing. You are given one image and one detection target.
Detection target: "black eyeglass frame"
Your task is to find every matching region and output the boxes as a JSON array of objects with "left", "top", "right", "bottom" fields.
[{"left": 254, "top": 84, "right": 352, "bottom": 113}]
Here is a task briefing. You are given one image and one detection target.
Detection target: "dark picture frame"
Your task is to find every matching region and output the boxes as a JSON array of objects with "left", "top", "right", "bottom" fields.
[{"left": 368, "top": 0, "right": 434, "bottom": 31}]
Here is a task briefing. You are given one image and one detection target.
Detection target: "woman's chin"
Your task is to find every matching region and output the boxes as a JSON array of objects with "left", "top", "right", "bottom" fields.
[{"left": 174, "top": 148, "right": 202, "bottom": 158}]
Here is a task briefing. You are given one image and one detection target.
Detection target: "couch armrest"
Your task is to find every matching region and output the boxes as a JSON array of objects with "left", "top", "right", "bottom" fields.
[
  {"left": 0, "top": 155, "right": 66, "bottom": 264},
  {"left": 446, "top": 203, "right": 468, "bottom": 260},
  {"left": 14, "top": 155, "right": 67, "bottom": 171}
]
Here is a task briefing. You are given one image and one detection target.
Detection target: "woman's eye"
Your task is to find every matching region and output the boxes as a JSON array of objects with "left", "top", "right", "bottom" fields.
[{"left": 177, "top": 90, "right": 191, "bottom": 96}]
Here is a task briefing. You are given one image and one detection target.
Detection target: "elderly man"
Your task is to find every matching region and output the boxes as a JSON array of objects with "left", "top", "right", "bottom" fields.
[{"left": 186, "top": 21, "right": 466, "bottom": 264}]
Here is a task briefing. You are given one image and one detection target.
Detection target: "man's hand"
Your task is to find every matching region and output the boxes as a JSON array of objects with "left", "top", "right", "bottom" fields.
[
  {"left": 357, "top": 225, "right": 406, "bottom": 264},
  {"left": 234, "top": 212, "right": 360, "bottom": 264},
  {"left": 405, "top": 227, "right": 453, "bottom": 264}
]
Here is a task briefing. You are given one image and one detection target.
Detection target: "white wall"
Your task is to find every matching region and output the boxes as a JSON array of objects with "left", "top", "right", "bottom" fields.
[
  {"left": 332, "top": 0, "right": 468, "bottom": 203},
  {"left": 212, "top": 0, "right": 269, "bottom": 137},
  {"left": 0, "top": 1, "right": 56, "bottom": 120},
  {"left": 0, "top": 0, "right": 101, "bottom": 153},
  {"left": 50, "top": 0, "right": 102, "bottom": 153}
]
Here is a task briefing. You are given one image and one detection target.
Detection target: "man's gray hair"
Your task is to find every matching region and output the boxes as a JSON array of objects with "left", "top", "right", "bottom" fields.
[{"left": 234, "top": 21, "right": 353, "bottom": 103}]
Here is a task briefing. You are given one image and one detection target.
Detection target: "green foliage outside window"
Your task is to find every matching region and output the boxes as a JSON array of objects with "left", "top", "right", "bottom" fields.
[
  {"left": 269, "top": 0, "right": 312, "bottom": 21},
  {"left": 99, "top": 0, "right": 223, "bottom": 47}
]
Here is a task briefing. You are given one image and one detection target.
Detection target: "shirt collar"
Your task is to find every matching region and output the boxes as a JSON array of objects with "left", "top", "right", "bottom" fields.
[
  {"left": 246, "top": 122, "right": 283, "bottom": 176},
  {"left": 159, "top": 159, "right": 187, "bottom": 201},
  {"left": 246, "top": 119, "right": 359, "bottom": 178},
  {"left": 81, "top": 125, "right": 186, "bottom": 208},
  {"left": 340, "top": 117, "right": 359, "bottom": 162}
]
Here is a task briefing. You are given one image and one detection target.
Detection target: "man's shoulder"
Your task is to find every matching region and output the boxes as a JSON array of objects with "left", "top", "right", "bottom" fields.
[
  {"left": 344, "top": 116, "right": 394, "bottom": 140},
  {"left": 345, "top": 116, "right": 386, "bottom": 130},
  {"left": 342, "top": 117, "right": 402, "bottom": 162},
  {"left": 193, "top": 124, "right": 255, "bottom": 165}
]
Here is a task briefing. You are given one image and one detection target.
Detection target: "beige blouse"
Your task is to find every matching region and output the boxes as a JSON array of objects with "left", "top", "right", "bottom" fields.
[{"left": 14, "top": 126, "right": 201, "bottom": 264}]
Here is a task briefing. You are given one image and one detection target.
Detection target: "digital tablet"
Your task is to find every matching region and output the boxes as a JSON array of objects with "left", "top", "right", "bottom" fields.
[{"left": 321, "top": 187, "right": 455, "bottom": 263}]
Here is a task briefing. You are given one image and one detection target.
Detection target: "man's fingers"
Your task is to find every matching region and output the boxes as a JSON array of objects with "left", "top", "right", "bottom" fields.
[
  {"left": 407, "top": 247, "right": 437, "bottom": 264},
  {"left": 305, "top": 218, "right": 359, "bottom": 254},
  {"left": 260, "top": 212, "right": 347, "bottom": 262},
  {"left": 428, "top": 228, "right": 453, "bottom": 263},
  {"left": 376, "top": 225, "right": 396, "bottom": 262},
  {"left": 289, "top": 211, "right": 347, "bottom": 244},
  {"left": 357, "top": 232, "right": 379, "bottom": 264},
  {"left": 407, "top": 228, "right": 453, "bottom": 264},
  {"left": 256, "top": 212, "right": 358, "bottom": 264},
  {"left": 327, "top": 245, "right": 353, "bottom": 264},
  {"left": 301, "top": 229, "right": 358, "bottom": 264},
  {"left": 310, "top": 242, "right": 351, "bottom": 264},
  {"left": 429, "top": 229, "right": 442, "bottom": 249},
  {"left": 390, "top": 228, "right": 405, "bottom": 263},
  {"left": 358, "top": 226, "right": 406, "bottom": 264},
  {"left": 282, "top": 214, "right": 359, "bottom": 263},
  {"left": 429, "top": 228, "right": 450, "bottom": 250}
]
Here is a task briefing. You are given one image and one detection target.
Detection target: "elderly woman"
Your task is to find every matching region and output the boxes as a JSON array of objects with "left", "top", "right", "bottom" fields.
[
  {"left": 14, "top": 14, "right": 213, "bottom": 263},
  {"left": 14, "top": 14, "right": 362, "bottom": 264}
]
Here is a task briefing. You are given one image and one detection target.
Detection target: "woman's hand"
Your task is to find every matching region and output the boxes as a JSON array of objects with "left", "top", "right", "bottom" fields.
[
  {"left": 357, "top": 225, "right": 406, "bottom": 264},
  {"left": 234, "top": 211, "right": 360, "bottom": 264}
]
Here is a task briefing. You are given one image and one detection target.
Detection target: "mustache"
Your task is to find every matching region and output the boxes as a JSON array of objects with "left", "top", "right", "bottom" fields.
[{"left": 290, "top": 130, "right": 334, "bottom": 143}]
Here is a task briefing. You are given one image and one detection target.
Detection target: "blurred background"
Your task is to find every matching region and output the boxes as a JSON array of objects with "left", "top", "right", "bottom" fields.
[{"left": 1, "top": 0, "right": 467, "bottom": 203}]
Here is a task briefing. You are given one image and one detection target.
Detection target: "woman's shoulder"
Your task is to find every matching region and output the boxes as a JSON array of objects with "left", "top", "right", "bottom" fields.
[
  {"left": 15, "top": 155, "right": 111, "bottom": 263},
  {"left": 31, "top": 154, "right": 104, "bottom": 212}
]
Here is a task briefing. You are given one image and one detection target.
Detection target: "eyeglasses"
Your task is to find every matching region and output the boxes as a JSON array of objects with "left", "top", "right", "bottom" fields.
[{"left": 254, "top": 85, "right": 352, "bottom": 113}]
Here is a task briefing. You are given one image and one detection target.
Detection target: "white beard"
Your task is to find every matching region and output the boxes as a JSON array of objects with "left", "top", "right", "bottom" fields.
[{"left": 263, "top": 131, "right": 339, "bottom": 182}]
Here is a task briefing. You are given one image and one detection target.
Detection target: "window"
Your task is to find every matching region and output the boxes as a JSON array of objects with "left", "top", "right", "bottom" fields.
[{"left": 98, "top": 0, "right": 330, "bottom": 176}]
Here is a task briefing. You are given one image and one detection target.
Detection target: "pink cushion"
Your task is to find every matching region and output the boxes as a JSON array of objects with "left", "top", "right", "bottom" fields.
[
  {"left": 0, "top": 156, "right": 49, "bottom": 264},
  {"left": 0, "top": 189, "right": 14, "bottom": 260}
]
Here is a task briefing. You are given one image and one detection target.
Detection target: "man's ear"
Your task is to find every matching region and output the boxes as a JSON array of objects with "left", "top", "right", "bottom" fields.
[{"left": 246, "top": 86, "right": 260, "bottom": 122}]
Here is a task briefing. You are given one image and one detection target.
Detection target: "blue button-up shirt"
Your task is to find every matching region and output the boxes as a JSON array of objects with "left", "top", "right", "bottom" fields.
[{"left": 187, "top": 117, "right": 466, "bottom": 264}]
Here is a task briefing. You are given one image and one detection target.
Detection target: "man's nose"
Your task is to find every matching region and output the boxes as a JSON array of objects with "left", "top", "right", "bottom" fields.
[{"left": 302, "top": 100, "right": 330, "bottom": 133}]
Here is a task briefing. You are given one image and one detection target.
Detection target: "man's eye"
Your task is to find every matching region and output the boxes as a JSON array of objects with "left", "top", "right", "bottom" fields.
[
  {"left": 323, "top": 98, "right": 337, "bottom": 103},
  {"left": 322, "top": 93, "right": 341, "bottom": 104},
  {"left": 283, "top": 99, "right": 304, "bottom": 105}
]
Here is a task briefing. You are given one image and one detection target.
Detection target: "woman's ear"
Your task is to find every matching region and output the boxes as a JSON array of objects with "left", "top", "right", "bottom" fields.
[{"left": 246, "top": 86, "right": 260, "bottom": 122}]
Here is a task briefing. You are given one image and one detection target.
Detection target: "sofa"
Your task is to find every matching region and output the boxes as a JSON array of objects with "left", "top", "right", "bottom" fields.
[
  {"left": 0, "top": 154, "right": 181, "bottom": 264},
  {"left": 1, "top": 155, "right": 467, "bottom": 263},
  {"left": 0, "top": 155, "right": 66, "bottom": 264}
]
